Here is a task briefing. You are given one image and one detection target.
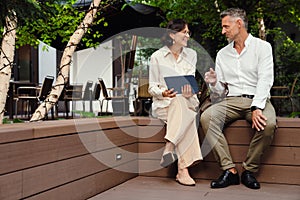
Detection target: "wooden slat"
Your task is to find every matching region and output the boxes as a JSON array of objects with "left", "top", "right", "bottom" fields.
[
  {"left": 276, "top": 117, "right": 300, "bottom": 127},
  {"left": 0, "top": 172, "right": 22, "bottom": 200},
  {"left": 138, "top": 142, "right": 164, "bottom": 160},
  {"left": 138, "top": 126, "right": 165, "bottom": 143},
  {"left": 0, "top": 127, "right": 137, "bottom": 175},
  {"left": 22, "top": 154, "right": 108, "bottom": 198},
  {"left": 22, "top": 143, "right": 138, "bottom": 198},
  {"left": 262, "top": 146, "right": 300, "bottom": 165},
  {"left": 135, "top": 117, "right": 165, "bottom": 126},
  {"left": 225, "top": 118, "right": 300, "bottom": 128},
  {"left": 138, "top": 159, "right": 177, "bottom": 178},
  {"left": 32, "top": 118, "right": 139, "bottom": 138},
  {"left": 27, "top": 162, "right": 137, "bottom": 200},
  {"left": 0, "top": 136, "right": 66, "bottom": 175},
  {"left": 0, "top": 123, "right": 33, "bottom": 144},
  {"left": 199, "top": 127, "right": 253, "bottom": 145},
  {"left": 0, "top": 117, "right": 298, "bottom": 144},
  {"left": 203, "top": 145, "right": 300, "bottom": 166},
  {"left": 0, "top": 117, "right": 141, "bottom": 144},
  {"left": 273, "top": 128, "right": 300, "bottom": 147},
  {"left": 258, "top": 164, "right": 300, "bottom": 184},
  {"left": 139, "top": 159, "right": 300, "bottom": 185},
  {"left": 200, "top": 127, "right": 300, "bottom": 147},
  {"left": 139, "top": 142, "right": 300, "bottom": 166}
]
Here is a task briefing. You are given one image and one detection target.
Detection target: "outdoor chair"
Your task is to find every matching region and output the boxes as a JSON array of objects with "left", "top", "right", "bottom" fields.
[
  {"left": 92, "top": 82, "right": 101, "bottom": 114},
  {"left": 271, "top": 74, "right": 299, "bottom": 115},
  {"left": 14, "top": 75, "right": 54, "bottom": 119},
  {"left": 98, "top": 78, "right": 129, "bottom": 115},
  {"left": 14, "top": 86, "right": 38, "bottom": 118},
  {"left": 81, "top": 80, "right": 94, "bottom": 112},
  {"left": 60, "top": 84, "right": 83, "bottom": 118},
  {"left": 133, "top": 75, "right": 152, "bottom": 116},
  {"left": 37, "top": 75, "right": 55, "bottom": 119}
]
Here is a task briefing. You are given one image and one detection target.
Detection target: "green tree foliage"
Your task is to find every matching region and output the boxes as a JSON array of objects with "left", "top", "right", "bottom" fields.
[
  {"left": 0, "top": 0, "right": 110, "bottom": 50},
  {"left": 17, "top": 0, "right": 86, "bottom": 49},
  {"left": 100, "top": 1, "right": 300, "bottom": 82},
  {"left": 0, "top": 0, "right": 44, "bottom": 26},
  {"left": 0, "top": 0, "right": 67, "bottom": 48},
  {"left": 131, "top": 0, "right": 300, "bottom": 114},
  {"left": 132, "top": 0, "right": 299, "bottom": 56}
]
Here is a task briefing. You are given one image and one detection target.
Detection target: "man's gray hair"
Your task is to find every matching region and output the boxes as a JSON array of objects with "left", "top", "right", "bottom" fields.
[{"left": 220, "top": 8, "right": 248, "bottom": 30}]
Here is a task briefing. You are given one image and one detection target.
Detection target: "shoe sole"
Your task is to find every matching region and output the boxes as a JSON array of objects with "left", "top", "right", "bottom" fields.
[
  {"left": 176, "top": 179, "right": 196, "bottom": 187},
  {"left": 211, "top": 179, "right": 240, "bottom": 188},
  {"left": 160, "top": 152, "right": 176, "bottom": 168},
  {"left": 211, "top": 182, "right": 240, "bottom": 189},
  {"left": 241, "top": 180, "right": 260, "bottom": 189},
  {"left": 241, "top": 172, "right": 260, "bottom": 189}
]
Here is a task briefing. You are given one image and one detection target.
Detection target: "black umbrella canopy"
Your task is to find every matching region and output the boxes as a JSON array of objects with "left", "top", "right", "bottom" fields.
[{"left": 52, "top": 0, "right": 164, "bottom": 50}]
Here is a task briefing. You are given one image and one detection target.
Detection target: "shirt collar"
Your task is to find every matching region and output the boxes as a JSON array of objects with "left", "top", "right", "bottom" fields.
[
  {"left": 244, "top": 33, "right": 253, "bottom": 48},
  {"left": 230, "top": 33, "right": 253, "bottom": 49},
  {"left": 162, "top": 46, "right": 188, "bottom": 57}
]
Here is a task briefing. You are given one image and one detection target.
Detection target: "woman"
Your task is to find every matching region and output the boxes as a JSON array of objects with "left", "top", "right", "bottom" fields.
[{"left": 148, "top": 19, "right": 202, "bottom": 186}]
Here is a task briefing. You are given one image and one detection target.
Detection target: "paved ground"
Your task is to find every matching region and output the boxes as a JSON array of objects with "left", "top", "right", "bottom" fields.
[{"left": 89, "top": 176, "right": 300, "bottom": 200}]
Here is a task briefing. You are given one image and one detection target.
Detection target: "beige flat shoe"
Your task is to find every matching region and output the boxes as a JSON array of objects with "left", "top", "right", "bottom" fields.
[{"left": 176, "top": 174, "right": 196, "bottom": 186}]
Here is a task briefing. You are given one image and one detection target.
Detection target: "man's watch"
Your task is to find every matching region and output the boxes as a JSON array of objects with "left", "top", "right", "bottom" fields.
[{"left": 250, "top": 106, "right": 262, "bottom": 112}]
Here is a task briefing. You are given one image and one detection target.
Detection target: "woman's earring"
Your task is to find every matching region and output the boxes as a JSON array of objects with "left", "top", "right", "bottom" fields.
[{"left": 172, "top": 39, "right": 175, "bottom": 44}]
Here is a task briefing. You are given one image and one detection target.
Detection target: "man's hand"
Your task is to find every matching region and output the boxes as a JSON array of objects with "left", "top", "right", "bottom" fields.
[
  {"left": 162, "top": 88, "right": 177, "bottom": 98},
  {"left": 251, "top": 109, "right": 267, "bottom": 131},
  {"left": 181, "top": 84, "right": 193, "bottom": 98},
  {"left": 204, "top": 68, "right": 217, "bottom": 86}
]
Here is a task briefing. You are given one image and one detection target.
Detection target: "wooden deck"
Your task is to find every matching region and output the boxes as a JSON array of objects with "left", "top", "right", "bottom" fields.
[
  {"left": 89, "top": 176, "right": 300, "bottom": 200},
  {"left": 0, "top": 117, "right": 299, "bottom": 199}
]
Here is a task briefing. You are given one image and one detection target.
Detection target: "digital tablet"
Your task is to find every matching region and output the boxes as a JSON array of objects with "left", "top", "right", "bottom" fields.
[{"left": 164, "top": 75, "right": 199, "bottom": 94}]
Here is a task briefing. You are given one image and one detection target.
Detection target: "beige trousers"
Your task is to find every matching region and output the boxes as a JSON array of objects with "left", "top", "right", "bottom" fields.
[
  {"left": 200, "top": 97, "right": 276, "bottom": 172},
  {"left": 155, "top": 96, "right": 203, "bottom": 169}
]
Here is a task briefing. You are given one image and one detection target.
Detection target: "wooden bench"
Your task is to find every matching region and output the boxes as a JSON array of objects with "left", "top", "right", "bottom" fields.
[
  {"left": 0, "top": 117, "right": 299, "bottom": 199},
  {"left": 139, "top": 117, "right": 300, "bottom": 185}
]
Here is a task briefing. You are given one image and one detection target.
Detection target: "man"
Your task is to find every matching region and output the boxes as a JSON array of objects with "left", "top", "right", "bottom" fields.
[{"left": 200, "top": 8, "right": 277, "bottom": 189}]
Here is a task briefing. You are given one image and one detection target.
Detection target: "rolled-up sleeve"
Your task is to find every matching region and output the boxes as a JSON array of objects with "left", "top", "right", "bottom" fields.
[{"left": 210, "top": 54, "right": 226, "bottom": 94}]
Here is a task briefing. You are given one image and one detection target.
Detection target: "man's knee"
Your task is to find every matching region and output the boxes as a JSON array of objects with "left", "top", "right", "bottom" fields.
[
  {"left": 200, "top": 110, "right": 210, "bottom": 132},
  {"left": 200, "top": 111, "right": 208, "bottom": 123},
  {"left": 263, "top": 120, "right": 277, "bottom": 137}
]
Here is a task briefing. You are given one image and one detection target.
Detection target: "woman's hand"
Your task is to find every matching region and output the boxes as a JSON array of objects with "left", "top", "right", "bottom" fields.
[
  {"left": 162, "top": 88, "right": 177, "bottom": 98},
  {"left": 181, "top": 84, "right": 193, "bottom": 98}
]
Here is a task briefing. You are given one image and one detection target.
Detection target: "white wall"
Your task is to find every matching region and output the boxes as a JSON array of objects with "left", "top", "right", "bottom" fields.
[
  {"left": 38, "top": 41, "right": 57, "bottom": 84},
  {"left": 71, "top": 40, "right": 113, "bottom": 113}
]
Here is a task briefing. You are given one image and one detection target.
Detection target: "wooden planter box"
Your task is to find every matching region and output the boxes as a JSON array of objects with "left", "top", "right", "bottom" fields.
[{"left": 0, "top": 117, "right": 299, "bottom": 199}]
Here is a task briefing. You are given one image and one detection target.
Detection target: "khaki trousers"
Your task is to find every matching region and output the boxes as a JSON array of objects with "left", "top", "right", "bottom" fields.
[
  {"left": 155, "top": 96, "right": 202, "bottom": 169},
  {"left": 200, "top": 97, "right": 276, "bottom": 172}
]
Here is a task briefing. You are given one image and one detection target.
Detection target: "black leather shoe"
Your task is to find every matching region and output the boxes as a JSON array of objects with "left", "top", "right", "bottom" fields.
[
  {"left": 241, "top": 170, "right": 260, "bottom": 189},
  {"left": 211, "top": 170, "right": 240, "bottom": 188}
]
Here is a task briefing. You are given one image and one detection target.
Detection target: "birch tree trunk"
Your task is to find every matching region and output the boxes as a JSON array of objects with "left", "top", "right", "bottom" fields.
[
  {"left": 30, "top": 0, "right": 102, "bottom": 122},
  {"left": 0, "top": 11, "right": 17, "bottom": 124},
  {"left": 258, "top": 17, "right": 266, "bottom": 41}
]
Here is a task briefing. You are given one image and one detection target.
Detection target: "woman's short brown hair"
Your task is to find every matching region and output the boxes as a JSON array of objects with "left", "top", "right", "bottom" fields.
[{"left": 161, "top": 19, "right": 188, "bottom": 46}]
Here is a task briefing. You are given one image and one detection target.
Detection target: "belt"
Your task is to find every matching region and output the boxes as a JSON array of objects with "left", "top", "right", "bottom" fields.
[
  {"left": 228, "top": 95, "right": 254, "bottom": 99},
  {"left": 238, "top": 94, "right": 254, "bottom": 99}
]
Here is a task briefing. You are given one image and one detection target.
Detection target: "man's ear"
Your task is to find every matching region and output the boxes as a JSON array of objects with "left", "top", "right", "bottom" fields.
[{"left": 237, "top": 18, "right": 243, "bottom": 28}]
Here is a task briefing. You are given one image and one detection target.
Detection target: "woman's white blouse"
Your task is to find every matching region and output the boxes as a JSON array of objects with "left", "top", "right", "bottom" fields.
[{"left": 148, "top": 46, "right": 198, "bottom": 115}]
